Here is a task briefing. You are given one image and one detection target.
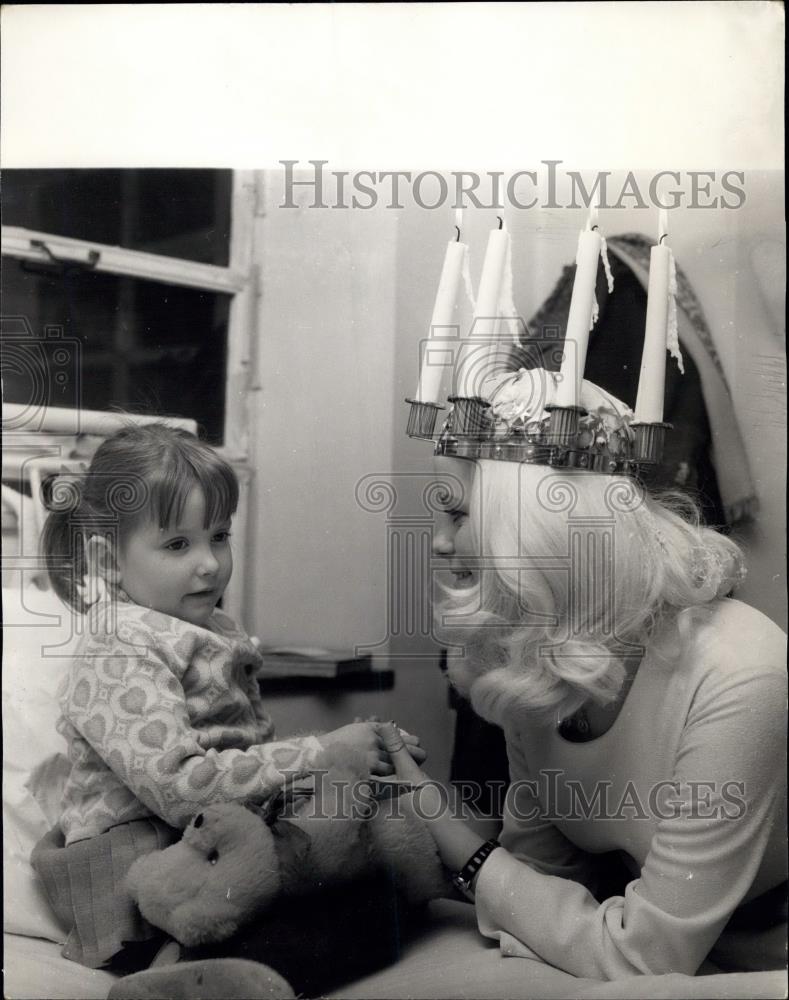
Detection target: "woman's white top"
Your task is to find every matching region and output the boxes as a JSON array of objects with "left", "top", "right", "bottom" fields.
[{"left": 474, "top": 599, "right": 787, "bottom": 978}]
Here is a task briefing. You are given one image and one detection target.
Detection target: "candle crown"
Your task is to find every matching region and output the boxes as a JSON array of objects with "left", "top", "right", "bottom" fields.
[
  {"left": 417, "top": 368, "right": 666, "bottom": 477},
  {"left": 407, "top": 231, "right": 675, "bottom": 478}
]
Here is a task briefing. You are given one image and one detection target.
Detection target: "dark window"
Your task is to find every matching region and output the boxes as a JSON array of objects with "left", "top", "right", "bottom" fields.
[
  {"left": 1, "top": 170, "right": 233, "bottom": 444},
  {"left": 3, "top": 170, "right": 232, "bottom": 266}
]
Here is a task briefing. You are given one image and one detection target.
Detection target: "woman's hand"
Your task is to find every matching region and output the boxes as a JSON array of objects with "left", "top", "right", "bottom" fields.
[
  {"left": 379, "top": 722, "right": 446, "bottom": 816},
  {"left": 361, "top": 716, "right": 428, "bottom": 766},
  {"left": 379, "top": 722, "right": 431, "bottom": 785},
  {"left": 320, "top": 722, "right": 393, "bottom": 776},
  {"left": 379, "top": 723, "right": 485, "bottom": 871}
]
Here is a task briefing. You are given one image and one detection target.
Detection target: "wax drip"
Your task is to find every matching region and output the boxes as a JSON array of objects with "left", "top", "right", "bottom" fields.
[
  {"left": 497, "top": 232, "right": 522, "bottom": 347},
  {"left": 666, "top": 250, "right": 684, "bottom": 373},
  {"left": 600, "top": 236, "right": 615, "bottom": 294},
  {"left": 585, "top": 235, "right": 614, "bottom": 332}
]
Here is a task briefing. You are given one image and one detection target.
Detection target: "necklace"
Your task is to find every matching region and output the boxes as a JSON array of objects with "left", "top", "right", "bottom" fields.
[
  {"left": 557, "top": 656, "right": 642, "bottom": 742},
  {"left": 557, "top": 707, "right": 593, "bottom": 742}
]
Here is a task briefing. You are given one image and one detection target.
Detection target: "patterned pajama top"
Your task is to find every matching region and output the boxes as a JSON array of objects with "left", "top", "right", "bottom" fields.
[{"left": 57, "top": 596, "right": 323, "bottom": 845}]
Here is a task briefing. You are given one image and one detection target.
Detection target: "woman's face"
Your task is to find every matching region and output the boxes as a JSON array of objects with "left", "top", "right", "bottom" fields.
[{"left": 431, "top": 457, "right": 478, "bottom": 588}]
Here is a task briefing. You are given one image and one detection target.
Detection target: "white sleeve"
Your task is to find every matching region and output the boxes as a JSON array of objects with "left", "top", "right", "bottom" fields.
[{"left": 475, "top": 667, "right": 787, "bottom": 979}]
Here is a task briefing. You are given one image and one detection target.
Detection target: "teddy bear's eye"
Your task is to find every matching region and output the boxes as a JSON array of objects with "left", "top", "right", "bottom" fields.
[{"left": 207, "top": 849, "right": 219, "bottom": 865}]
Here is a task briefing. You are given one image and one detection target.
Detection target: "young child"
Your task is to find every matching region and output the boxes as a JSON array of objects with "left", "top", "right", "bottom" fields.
[{"left": 36, "top": 422, "right": 420, "bottom": 974}]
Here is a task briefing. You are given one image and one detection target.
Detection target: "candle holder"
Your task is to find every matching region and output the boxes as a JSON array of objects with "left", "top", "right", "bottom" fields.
[
  {"left": 405, "top": 399, "right": 446, "bottom": 440},
  {"left": 631, "top": 421, "right": 671, "bottom": 465},
  {"left": 544, "top": 404, "right": 584, "bottom": 447},
  {"left": 446, "top": 396, "right": 491, "bottom": 438}
]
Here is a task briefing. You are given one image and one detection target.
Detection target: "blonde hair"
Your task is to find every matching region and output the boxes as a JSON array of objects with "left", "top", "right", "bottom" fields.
[{"left": 436, "top": 460, "right": 744, "bottom": 726}]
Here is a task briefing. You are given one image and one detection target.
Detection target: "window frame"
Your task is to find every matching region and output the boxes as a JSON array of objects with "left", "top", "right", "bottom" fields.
[
  {"left": 1, "top": 169, "right": 260, "bottom": 622},
  {"left": 1, "top": 170, "right": 258, "bottom": 450},
  {"left": 0, "top": 226, "right": 246, "bottom": 293}
]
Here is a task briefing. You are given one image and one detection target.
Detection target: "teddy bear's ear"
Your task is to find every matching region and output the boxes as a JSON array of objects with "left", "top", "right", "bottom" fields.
[
  {"left": 240, "top": 799, "right": 269, "bottom": 823},
  {"left": 261, "top": 779, "right": 315, "bottom": 825},
  {"left": 125, "top": 858, "right": 142, "bottom": 898},
  {"left": 126, "top": 853, "right": 156, "bottom": 899},
  {"left": 272, "top": 819, "right": 311, "bottom": 882}
]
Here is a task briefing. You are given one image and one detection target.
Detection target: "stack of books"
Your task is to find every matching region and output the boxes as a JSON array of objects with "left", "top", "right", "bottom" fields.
[{"left": 255, "top": 645, "right": 373, "bottom": 680}]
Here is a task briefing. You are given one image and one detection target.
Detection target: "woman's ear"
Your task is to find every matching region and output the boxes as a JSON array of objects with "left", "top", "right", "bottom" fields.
[{"left": 85, "top": 533, "right": 121, "bottom": 588}]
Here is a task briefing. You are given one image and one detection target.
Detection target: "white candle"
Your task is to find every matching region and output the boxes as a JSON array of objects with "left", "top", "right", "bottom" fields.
[
  {"left": 634, "top": 212, "right": 672, "bottom": 422},
  {"left": 416, "top": 210, "right": 468, "bottom": 403},
  {"left": 658, "top": 208, "right": 669, "bottom": 244},
  {"left": 457, "top": 220, "right": 510, "bottom": 398},
  {"left": 556, "top": 207, "right": 602, "bottom": 407}
]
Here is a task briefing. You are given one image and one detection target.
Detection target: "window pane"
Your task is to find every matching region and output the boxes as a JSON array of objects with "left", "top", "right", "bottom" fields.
[
  {"left": 1, "top": 260, "right": 229, "bottom": 444},
  {"left": 3, "top": 170, "right": 232, "bottom": 267}
]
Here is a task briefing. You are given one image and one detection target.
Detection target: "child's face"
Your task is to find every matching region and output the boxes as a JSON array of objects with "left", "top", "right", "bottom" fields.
[{"left": 116, "top": 486, "right": 233, "bottom": 626}]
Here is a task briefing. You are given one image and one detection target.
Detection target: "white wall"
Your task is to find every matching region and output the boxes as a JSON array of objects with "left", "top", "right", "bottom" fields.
[
  {"left": 246, "top": 170, "right": 454, "bottom": 780},
  {"left": 247, "top": 170, "right": 398, "bottom": 649}
]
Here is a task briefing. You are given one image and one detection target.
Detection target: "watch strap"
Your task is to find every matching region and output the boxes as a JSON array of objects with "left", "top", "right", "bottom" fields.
[{"left": 451, "top": 838, "right": 500, "bottom": 897}]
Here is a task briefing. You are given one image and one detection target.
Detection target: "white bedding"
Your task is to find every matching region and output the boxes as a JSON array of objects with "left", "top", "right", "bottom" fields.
[
  {"left": 5, "top": 933, "right": 116, "bottom": 1000},
  {"left": 5, "top": 905, "right": 787, "bottom": 1000}
]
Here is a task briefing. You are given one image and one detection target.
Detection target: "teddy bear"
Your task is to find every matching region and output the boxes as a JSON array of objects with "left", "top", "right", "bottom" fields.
[{"left": 125, "top": 744, "right": 451, "bottom": 949}]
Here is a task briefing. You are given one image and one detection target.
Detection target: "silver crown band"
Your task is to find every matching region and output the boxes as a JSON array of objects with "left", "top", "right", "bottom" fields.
[{"left": 409, "top": 396, "right": 670, "bottom": 477}]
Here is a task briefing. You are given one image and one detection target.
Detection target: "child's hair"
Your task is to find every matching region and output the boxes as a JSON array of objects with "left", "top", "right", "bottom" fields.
[
  {"left": 437, "top": 460, "right": 745, "bottom": 727},
  {"left": 42, "top": 423, "right": 239, "bottom": 612}
]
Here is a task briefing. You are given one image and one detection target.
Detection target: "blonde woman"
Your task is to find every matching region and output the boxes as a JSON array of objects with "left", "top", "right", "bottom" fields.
[{"left": 391, "top": 372, "right": 786, "bottom": 981}]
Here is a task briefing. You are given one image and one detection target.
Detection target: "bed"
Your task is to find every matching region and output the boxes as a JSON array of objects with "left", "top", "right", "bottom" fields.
[
  {"left": 4, "top": 914, "right": 786, "bottom": 1000},
  {"left": 2, "top": 409, "right": 786, "bottom": 999}
]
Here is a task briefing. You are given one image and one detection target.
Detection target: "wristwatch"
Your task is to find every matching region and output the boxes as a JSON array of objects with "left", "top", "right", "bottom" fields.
[{"left": 451, "top": 838, "right": 500, "bottom": 899}]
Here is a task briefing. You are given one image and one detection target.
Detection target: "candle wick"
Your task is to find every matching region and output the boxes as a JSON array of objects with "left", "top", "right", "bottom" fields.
[
  {"left": 591, "top": 225, "right": 599, "bottom": 232},
  {"left": 455, "top": 225, "right": 461, "bottom": 242},
  {"left": 659, "top": 234, "right": 668, "bottom": 245},
  {"left": 497, "top": 216, "right": 504, "bottom": 230}
]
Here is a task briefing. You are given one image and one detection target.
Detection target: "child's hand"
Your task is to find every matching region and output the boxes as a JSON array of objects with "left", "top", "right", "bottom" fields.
[
  {"left": 379, "top": 722, "right": 430, "bottom": 786},
  {"left": 320, "top": 722, "right": 393, "bottom": 776}
]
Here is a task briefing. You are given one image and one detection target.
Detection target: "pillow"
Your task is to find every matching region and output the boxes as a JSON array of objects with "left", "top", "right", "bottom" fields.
[
  {"left": 3, "top": 582, "right": 82, "bottom": 941},
  {"left": 1, "top": 485, "right": 48, "bottom": 589}
]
